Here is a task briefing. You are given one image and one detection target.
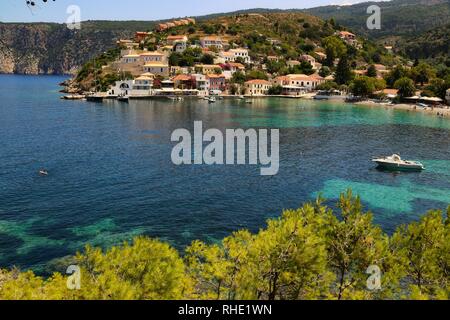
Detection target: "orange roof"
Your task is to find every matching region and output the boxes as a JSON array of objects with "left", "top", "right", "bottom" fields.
[
  {"left": 167, "top": 35, "right": 187, "bottom": 40},
  {"left": 339, "top": 31, "right": 355, "bottom": 36},
  {"left": 383, "top": 89, "right": 399, "bottom": 95},
  {"left": 139, "top": 51, "right": 164, "bottom": 56},
  {"left": 206, "top": 74, "right": 225, "bottom": 79},
  {"left": 228, "top": 62, "right": 245, "bottom": 69},
  {"left": 286, "top": 74, "right": 322, "bottom": 81},
  {"left": 245, "top": 79, "right": 270, "bottom": 85},
  {"left": 172, "top": 74, "right": 192, "bottom": 81},
  {"left": 202, "top": 36, "right": 222, "bottom": 41}
]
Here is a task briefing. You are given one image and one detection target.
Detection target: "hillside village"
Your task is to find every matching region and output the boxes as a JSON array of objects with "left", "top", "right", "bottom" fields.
[{"left": 69, "top": 13, "right": 450, "bottom": 106}]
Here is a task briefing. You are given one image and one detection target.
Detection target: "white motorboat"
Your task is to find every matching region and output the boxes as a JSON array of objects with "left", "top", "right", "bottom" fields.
[
  {"left": 208, "top": 97, "right": 216, "bottom": 103},
  {"left": 372, "top": 154, "right": 425, "bottom": 171}
]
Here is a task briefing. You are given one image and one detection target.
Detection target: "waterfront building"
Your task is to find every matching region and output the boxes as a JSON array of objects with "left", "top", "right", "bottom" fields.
[
  {"left": 207, "top": 74, "right": 226, "bottom": 92},
  {"left": 245, "top": 79, "right": 271, "bottom": 95},
  {"left": 192, "top": 74, "right": 210, "bottom": 95}
]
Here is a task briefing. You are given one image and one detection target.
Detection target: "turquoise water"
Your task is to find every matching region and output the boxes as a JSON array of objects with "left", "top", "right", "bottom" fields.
[{"left": 0, "top": 75, "right": 449, "bottom": 273}]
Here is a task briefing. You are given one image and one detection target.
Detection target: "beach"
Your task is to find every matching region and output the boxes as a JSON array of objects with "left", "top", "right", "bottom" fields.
[{"left": 355, "top": 101, "right": 450, "bottom": 119}]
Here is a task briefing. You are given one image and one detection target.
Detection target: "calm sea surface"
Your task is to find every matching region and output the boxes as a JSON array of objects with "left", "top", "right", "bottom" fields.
[{"left": 1, "top": 75, "right": 449, "bottom": 273}]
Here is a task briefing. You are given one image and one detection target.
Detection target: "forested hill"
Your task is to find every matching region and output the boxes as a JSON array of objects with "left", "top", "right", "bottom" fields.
[
  {"left": 398, "top": 24, "right": 450, "bottom": 62},
  {"left": 303, "top": 0, "right": 450, "bottom": 40},
  {"left": 1, "top": 0, "right": 448, "bottom": 75}
]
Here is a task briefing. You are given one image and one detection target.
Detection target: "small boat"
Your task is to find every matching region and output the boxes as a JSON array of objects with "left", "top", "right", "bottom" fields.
[
  {"left": 117, "top": 95, "right": 129, "bottom": 103},
  {"left": 86, "top": 94, "right": 104, "bottom": 103},
  {"left": 39, "top": 170, "right": 49, "bottom": 176},
  {"left": 208, "top": 97, "right": 216, "bottom": 103},
  {"left": 314, "top": 90, "right": 346, "bottom": 101},
  {"left": 238, "top": 95, "right": 245, "bottom": 100},
  {"left": 61, "top": 94, "right": 85, "bottom": 100},
  {"left": 372, "top": 154, "right": 425, "bottom": 172}
]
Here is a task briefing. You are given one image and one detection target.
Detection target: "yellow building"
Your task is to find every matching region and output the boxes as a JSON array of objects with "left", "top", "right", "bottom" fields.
[
  {"left": 245, "top": 80, "right": 271, "bottom": 95},
  {"left": 143, "top": 61, "right": 170, "bottom": 77}
]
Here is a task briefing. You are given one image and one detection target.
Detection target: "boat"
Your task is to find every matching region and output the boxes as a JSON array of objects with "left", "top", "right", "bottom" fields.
[
  {"left": 61, "top": 94, "right": 85, "bottom": 100},
  {"left": 39, "top": 170, "right": 49, "bottom": 176},
  {"left": 314, "top": 90, "right": 346, "bottom": 101},
  {"left": 372, "top": 154, "right": 425, "bottom": 172},
  {"left": 117, "top": 95, "right": 129, "bottom": 103},
  {"left": 208, "top": 97, "right": 216, "bottom": 103},
  {"left": 86, "top": 93, "right": 104, "bottom": 103}
]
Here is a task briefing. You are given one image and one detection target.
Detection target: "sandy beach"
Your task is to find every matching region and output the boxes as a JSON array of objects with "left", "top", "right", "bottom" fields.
[{"left": 355, "top": 101, "right": 450, "bottom": 119}]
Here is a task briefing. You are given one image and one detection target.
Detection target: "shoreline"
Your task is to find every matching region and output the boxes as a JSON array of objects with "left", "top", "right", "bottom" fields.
[{"left": 354, "top": 100, "right": 450, "bottom": 119}]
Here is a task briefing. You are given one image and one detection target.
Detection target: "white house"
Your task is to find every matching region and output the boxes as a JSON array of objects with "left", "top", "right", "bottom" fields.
[
  {"left": 192, "top": 74, "right": 210, "bottom": 95},
  {"left": 273, "top": 74, "right": 325, "bottom": 92},
  {"left": 300, "top": 54, "right": 316, "bottom": 69},
  {"left": 174, "top": 41, "right": 188, "bottom": 53},
  {"left": 229, "top": 48, "right": 251, "bottom": 64},
  {"left": 108, "top": 80, "right": 134, "bottom": 96},
  {"left": 122, "top": 54, "right": 140, "bottom": 64},
  {"left": 139, "top": 51, "right": 165, "bottom": 63},
  {"left": 132, "top": 73, "right": 154, "bottom": 96},
  {"left": 220, "top": 49, "right": 250, "bottom": 64},
  {"left": 200, "top": 36, "right": 224, "bottom": 49}
]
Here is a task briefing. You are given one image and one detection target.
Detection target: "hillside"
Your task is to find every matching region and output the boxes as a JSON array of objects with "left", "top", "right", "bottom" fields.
[
  {"left": 304, "top": 0, "right": 450, "bottom": 40},
  {"left": 1, "top": 0, "right": 448, "bottom": 75},
  {"left": 397, "top": 24, "right": 450, "bottom": 64},
  {"left": 0, "top": 21, "right": 154, "bottom": 74}
]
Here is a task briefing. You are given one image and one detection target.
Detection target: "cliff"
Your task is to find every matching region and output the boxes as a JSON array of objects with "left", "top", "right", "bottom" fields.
[{"left": 0, "top": 21, "right": 152, "bottom": 75}]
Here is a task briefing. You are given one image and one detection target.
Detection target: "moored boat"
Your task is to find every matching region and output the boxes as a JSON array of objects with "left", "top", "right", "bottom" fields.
[
  {"left": 372, "top": 154, "right": 425, "bottom": 172},
  {"left": 61, "top": 94, "right": 85, "bottom": 100},
  {"left": 314, "top": 90, "right": 346, "bottom": 101},
  {"left": 86, "top": 94, "right": 104, "bottom": 102},
  {"left": 117, "top": 95, "right": 129, "bottom": 103}
]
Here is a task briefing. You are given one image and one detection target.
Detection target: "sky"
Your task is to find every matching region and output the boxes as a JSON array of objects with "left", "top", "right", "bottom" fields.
[{"left": 0, "top": 0, "right": 380, "bottom": 23}]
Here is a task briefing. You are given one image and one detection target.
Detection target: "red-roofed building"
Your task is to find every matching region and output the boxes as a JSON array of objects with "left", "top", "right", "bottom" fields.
[
  {"left": 135, "top": 32, "right": 152, "bottom": 43},
  {"left": 207, "top": 74, "right": 226, "bottom": 91},
  {"left": 172, "top": 74, "right": 195, "bottom": 89},
  {"left": 338, "top": 31, "right": 357, "bottom": 46}
]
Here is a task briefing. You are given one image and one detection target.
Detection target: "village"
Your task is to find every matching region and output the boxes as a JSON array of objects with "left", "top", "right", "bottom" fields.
[
  {"left": 68, "top": 16, "right": 450, "bottom": 113},
  {"left": 80, "top": 18, "right": 350, "bottom": 98}
]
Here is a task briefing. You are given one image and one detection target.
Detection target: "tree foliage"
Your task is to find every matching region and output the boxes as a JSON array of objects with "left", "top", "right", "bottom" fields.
[{"left": 0, "top": 192, "right": 448, "bottom": 300}]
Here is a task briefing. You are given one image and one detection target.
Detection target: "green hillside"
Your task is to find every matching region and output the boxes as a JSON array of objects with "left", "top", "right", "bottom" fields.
[{"left": 304, "top": 0, "right": 450, "bottom": 40}]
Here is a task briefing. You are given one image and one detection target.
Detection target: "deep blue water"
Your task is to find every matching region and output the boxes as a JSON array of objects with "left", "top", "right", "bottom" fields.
[{"left": 0, "top": 75, "right": 449, "bottom": 273}]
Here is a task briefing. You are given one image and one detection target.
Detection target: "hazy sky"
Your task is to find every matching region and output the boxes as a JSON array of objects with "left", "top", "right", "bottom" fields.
[{"left": 0, "top": 0, "right": 382, "bottom": 23}]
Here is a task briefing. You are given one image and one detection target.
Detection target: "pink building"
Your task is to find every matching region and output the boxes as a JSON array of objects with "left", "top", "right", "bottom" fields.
[{"left": 207, "top": 74, "right": 226, "bottom": 92}]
